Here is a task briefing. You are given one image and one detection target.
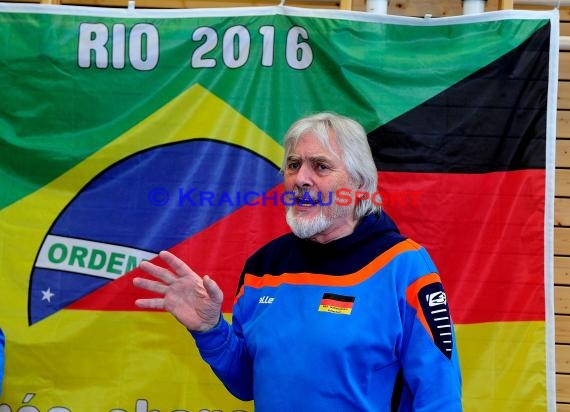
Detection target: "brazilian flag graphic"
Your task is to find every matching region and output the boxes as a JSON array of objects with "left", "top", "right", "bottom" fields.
[{"left": 0, "top": 4, "right": 558, "bottom": 411}]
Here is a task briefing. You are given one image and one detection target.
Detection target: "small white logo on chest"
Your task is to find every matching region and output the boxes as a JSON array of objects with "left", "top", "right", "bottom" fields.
[{"left": 258, "top": 295, "right": 274, "bottom": 304}]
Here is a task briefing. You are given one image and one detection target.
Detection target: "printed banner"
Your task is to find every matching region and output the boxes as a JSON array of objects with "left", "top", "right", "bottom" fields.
[{"left": 0, "top": 4, "right": 557, "bottom": 411}]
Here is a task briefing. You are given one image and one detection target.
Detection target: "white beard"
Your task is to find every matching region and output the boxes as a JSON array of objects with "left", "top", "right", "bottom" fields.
[
  {"left": 285, "top": 187, "right": 355, "bottom": 239},
  {"left": 285, "top": 207, "right": 333, "bottom": 239}
]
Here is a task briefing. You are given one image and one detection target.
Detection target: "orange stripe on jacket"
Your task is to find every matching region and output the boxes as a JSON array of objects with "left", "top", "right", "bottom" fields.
[
  {"left": 235, "top": 238, "right": 422, "bottom": 303},
  {"left": 405, "top": 273, "right": 443, "bottom": 340}
]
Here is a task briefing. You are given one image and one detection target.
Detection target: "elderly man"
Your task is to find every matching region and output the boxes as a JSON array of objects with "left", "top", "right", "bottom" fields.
[{"left": 133, "top": 112, "right": 462, "bottom": 411}]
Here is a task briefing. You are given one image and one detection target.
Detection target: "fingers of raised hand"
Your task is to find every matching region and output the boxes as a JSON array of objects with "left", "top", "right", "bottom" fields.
[
  {"left": 134, "top": 297, "right": 165, "bottom": 310},
  {"left": 139, "top": 259, "right": 178, "bottom": 285},
  {"left": 203, "top": 275, "right": 224, "bottom": 305},
  {"left": 158, "top": 250, "right": 198, "bottom": 278},
  {"left": 132, "top": 277, "right": 169, "bottom": 295}
]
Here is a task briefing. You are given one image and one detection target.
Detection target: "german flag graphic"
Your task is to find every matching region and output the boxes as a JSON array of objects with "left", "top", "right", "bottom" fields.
[{"left": 318, "top": 293, "right": 355, "bottom": 315}]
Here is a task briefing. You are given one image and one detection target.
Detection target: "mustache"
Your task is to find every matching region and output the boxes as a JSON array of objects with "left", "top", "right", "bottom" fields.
[
  {"left": 289, "top": 188, "right": 333, "bottom": 206},
  {"left": 293, "top": 187, "right": 317, "bottom": 199}
]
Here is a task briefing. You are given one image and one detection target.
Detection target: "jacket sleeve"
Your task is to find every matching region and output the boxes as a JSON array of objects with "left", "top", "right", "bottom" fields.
[
  {"left": 398, "top": 248, "right": 463, "bottom": 411},
  {"left": 189, "top": 310, "right": 253, "bottom": 401}
]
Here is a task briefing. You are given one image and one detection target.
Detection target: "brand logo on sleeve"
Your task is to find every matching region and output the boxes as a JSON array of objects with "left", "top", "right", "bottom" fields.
[
  {"left": 419, "top": 284, "right": 453, "bottom": 359},
  {"left": 427, "top": 291, "right": 447, "bottom": 307}
]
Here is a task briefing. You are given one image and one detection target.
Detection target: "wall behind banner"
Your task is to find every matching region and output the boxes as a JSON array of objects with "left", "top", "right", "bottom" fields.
[
  {"left": 546, "top": 5, "right": 570, "bottom": 412},
  {"left": 0, "top": 0, "right": 568, "bottom": 410},
  {"left": 0, "top": 0, "right": 540, "bottom": 16}
]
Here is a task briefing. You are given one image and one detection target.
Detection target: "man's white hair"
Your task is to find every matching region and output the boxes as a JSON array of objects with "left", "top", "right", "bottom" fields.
[{"left": 281, "top": 112, "right": 380, "bottom": 219}]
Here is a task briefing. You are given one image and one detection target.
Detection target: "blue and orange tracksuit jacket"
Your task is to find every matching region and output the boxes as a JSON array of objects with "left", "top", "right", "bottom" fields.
[{"left": 192, "top": 212, "right": 462, "bottom": 411}]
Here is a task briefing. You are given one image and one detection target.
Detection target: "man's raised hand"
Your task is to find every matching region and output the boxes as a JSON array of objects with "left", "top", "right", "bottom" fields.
[{"left": 133, "top": 250, "right": 223, "bottom": 332}]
